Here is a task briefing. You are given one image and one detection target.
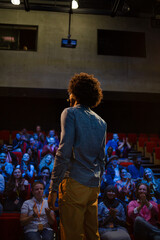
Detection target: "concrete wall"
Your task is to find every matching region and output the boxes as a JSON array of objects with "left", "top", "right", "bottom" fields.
[{"left": 0, "top": 9, "right": 160, "bottom": 93}]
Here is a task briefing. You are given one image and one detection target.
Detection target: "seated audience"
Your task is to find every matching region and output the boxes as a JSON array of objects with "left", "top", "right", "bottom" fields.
[
  {"left": 3, "top": 168, "right": 30, "bottom": 212},
  {"left": 98, "top": 185, "right": 131, "bottom": 240},
  {"left": 20, "top": 181, "right": 56, "bottom": 240},
  {"left": 44, "top": 130, "right": 59, "bottom": 146},
  {"left": 99, "top": 170, "right": 114, "bottom": 203},
  {"left": 20, "top": 128, "right": 30, "bottom": 142},
  {"left": 0, "top": 152, "right": 13, "bottom": 181},
  {"left": 115, "top": 168, "right": 135, "bottom": 207},
  {"left": 12, "top": 133, "right": 23, "bottom": 152},
  {"left": 1, "top": 144, "right": 18, "bottom": 166},
  {"left": 35, "top": 125, "right": 45, "bottom": 144},
  {"left": 107, "top": 155, "right": 123, "bottom": 184},
  {"left": 38, "top": 154, "right": 54, "bottom": 174},
  {"left": 41, "top": 137, "right": 58, "bottom": 158},
  {"left": 37, "top": 166, "right": 51, "bottom": 198},
  {"left": 17, "top": 153, "right": 35, "bottom": 183},
  {"left": 142, "top": 168, "right": 160, "bottom": 203},
  {"left": 27, "top": 137, "right": 39, "bottom": 167},
  {"left": 33, "top": 133, "right": 43, "bottom": 150},
  {"left": 0, "top": 173, "right": 5, "bottom": 194},
  {"left": 127, "top": 156, "right": 144, "bottom": 184},
  {"left": 105, "top": 133, "right": 119, "bottom": 154},
  {"left": 116, "top": 138, "right": 131, "bottom": 159},
  {"left": 128, "top": 183, "right": 160, "bottom": 240},
  {"left": 105, "top": 146, "right": 113, "bottom": 167}
]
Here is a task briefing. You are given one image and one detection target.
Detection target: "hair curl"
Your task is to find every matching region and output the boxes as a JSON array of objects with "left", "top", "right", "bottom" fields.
[{"left": 68, "top": 72, "right": 103, "bottom": 108}]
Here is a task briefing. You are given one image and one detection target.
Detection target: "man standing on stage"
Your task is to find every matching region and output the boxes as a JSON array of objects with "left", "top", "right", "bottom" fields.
[{"left": 48, "top": 72, "right": 107, "bottom": 240}]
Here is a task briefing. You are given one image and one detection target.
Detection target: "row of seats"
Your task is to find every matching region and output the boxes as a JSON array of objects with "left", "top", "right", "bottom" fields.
[
  {"left": 1, "top": 205, "right": 160, "bottom": 240},
  {"left": 0, "top": 213, "right": 58, "bottom": 240},
  {"left": 0, "top": 130, "right": 46, "bottom": 144},
  {"left": 107, "top": 132, "right": 159, "bottom": 145}
]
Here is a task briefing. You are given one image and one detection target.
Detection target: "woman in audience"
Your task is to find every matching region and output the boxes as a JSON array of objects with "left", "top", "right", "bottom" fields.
[
  {"left": 17, "top": 153, "right": 35, "bottom": 183},
  {"left": 3, "top": 168, "right": 30, "bottom": 212},
  {"left": 38, "top": 154, "right": 54, "bottom": 174},
  {"left": 128, "top": 183, "right": 160, "bottom": 240},
  {"left": 115, "top": 168, "right": 135, "bottom": 205},
  {"left": 142, "top": 168, "right": 160, "bottom": 203},
  {"left": 41, "top": 137, "right": 58, "bottom": 157},
  {"left": 98, "top": 185, "right": 131, "bottom": 240},
  {"left": 116, "top": 138, "right": 131, "bottom": 159}
]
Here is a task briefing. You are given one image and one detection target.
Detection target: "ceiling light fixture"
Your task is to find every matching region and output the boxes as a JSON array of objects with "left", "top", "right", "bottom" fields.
[
  {"left": 11, "top": 0, "right": 20, "bottom": 5},
  {"left": 72, "top": 0, "right": 78, "bottom": 9}
]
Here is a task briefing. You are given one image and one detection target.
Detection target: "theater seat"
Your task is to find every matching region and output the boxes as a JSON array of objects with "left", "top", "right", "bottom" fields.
[
  {"left": 12, "top": 151, "right": 23, "bottom": 165},
  {"left": 153, "top": 147, "right": 160, "bottom": 165},
  {"left": 120, "top": 162, "right": 133, "bottom": 168},
  {"left": 144, "top": 141, "right": 157, "bottom": 162},
  {"left": 0, "top": 130, "right": 10, "bottom": 144},
  {"left": 0, "top": 213, "right": 23, "bottom": 240}
]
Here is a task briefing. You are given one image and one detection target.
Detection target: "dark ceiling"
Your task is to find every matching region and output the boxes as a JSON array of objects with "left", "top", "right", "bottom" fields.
[{"left": 0, "top": 0, "right": 159, "bottom": 18}]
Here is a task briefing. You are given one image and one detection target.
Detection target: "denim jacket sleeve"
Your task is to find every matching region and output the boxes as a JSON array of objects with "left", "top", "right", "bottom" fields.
[{"left": 50, "top": 108, "right": 75, "bottom": 191}]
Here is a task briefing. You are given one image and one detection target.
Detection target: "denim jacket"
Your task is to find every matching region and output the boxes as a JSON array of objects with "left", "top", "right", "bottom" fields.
[{"left": 50, "top": 104, "right": 107, "bottom": 191}]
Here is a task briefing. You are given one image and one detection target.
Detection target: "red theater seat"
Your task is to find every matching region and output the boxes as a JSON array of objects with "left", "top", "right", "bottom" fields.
[
  {"left": 0, "top": 213, "right": 23, "bottom": 240},
  {"left": 120, "top": 162, "right": 133, "bottom": 167},
  {"left": 0, "top": 130, "right": 10, "bottom": 143},
  {"left": 154, "top": 147, "right": 160, "bottom": 165},
  {"left": 12, "top": 151, "right": 23, "bottom": 164},
  {"left": 128, "top": 133, "right": 137, "bottom": 145},
  {"left": 145, "top": 141, "right": 157, "bottom": 160},
  {"left": 137, "top": 137, "right": 148, "bottom": 153}
]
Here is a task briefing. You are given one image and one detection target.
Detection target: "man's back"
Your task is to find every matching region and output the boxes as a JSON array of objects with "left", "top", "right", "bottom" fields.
[{"left": 65, "top": 105, "right": 106, "bottom": 187}]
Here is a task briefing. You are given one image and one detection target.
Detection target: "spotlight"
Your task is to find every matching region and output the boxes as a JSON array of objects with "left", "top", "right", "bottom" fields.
[
  {"left": 72, "top": 0, "right": 78, "bottom": 9},
  {"left": 11, "top": 0, "right": 20, "bottom": 5}
]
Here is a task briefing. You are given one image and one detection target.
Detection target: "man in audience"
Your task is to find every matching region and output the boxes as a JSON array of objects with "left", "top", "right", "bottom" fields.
[
  {"left": 127, "top": 155, "right": 144, "bottom": 183},
  {"left": 20, "top": 181, "right": 56, "bottom": 240},
  {"left": 0, "top": 152, "right": 13, "bottom": 181},
  {"left": 106, "top": 155, "right": 123, "bottom": 184},
  {"left": 105, "top": 133, "right": 119, "bottom": 154}
]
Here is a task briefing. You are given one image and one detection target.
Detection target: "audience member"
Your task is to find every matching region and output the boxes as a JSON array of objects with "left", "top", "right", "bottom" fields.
[
  {"left": 37, "top": 166, "right": 51, "bottom": 198},
  {"left": 1, "top": 144, "right": 18, "bottom": 166},
  {"left": 105, "top": 133, "right": 119, "bottom": 154},
  {"left": 115, "top": 168, "right": 135, "bottom": 206},
  {"left": 98, "top": 185, "right": 131, "bottom": 240},
  {"left": 128, "top": 183, "right": 160, "bottom": 240},
  {"left": 0, "top": 173, "right": 5, "bottom": 194},
  {"left": 20, "top": 128, "right": 30, "bottom": 142},
  {"left": 38, "top": 154, "right": 54, "bottom": 174},
  {"left": 0, "top": 152, "right": 13, "bottom": 181},
  {"left": 142, "top": 168, "right": 160, "bottom": 203},
  {"left": 127, "top": 156, "right": 144, "bottom": 184},
  {"left": 105, "top": 146, "right": 113, "bottom": 167},
  {"left": 41, "top": 137, "right": 58, "bottom": 157},
  {"left": 20, "top": 181, "right": 55, "bottom": 240},
  {"left": 107, "top": 155, "right": 123, "bottom": 184},
  {"left": 44, "top": 130, "right": 59, "bottom": 146},
  {"left": 35, "top": 125, "right": 45, "bottom": 144},
  {"left": 3, "top": 168, "right": 30, "bottom": 212},
  {"left": 17, "top": 153, "right": 35, "bottom": 182},
  {"left": 116, "top": 138, "right": 131, "bottom": 159},
  {"left": 12, "top": 133, "right": 23, "bottom": 152}
]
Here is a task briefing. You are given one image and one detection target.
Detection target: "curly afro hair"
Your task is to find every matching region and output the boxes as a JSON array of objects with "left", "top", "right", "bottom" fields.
[{"left": 68, "top": 72, "right": 103, "bottom": 108}]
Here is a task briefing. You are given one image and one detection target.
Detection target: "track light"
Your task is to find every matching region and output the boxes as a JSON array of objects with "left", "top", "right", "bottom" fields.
[
  {"left": 11, "top": 0, "right": 20, "bottom": 5},
  {"left": 72, "top": 0, "right": 78, "bottom": 9}
]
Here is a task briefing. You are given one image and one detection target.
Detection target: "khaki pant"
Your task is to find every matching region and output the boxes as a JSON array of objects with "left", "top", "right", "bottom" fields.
[{"left": 58, "top": 178, "right": 100, "bottom": 240}]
